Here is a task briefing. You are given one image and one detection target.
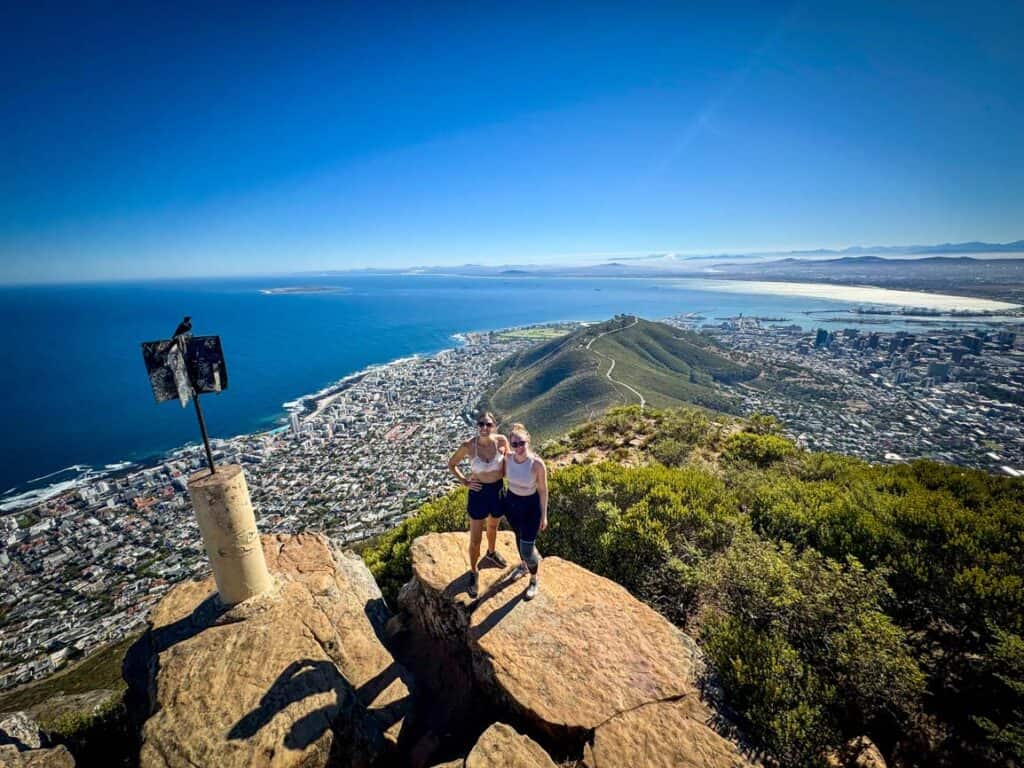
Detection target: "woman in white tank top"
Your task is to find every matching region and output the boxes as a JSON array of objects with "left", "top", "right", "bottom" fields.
[
  {"left": 447, "top": 411, "right": 510, "bottom": 598},
  {"left": 503, "top": 422, "right": 548, "bottom": 600}
]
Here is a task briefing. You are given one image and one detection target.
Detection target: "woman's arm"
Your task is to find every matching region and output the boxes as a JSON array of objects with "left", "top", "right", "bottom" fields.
[
  {"left": 536, "top": 458, "right": 549, "bottom": 530},
  {"left": 448, "top": 441, "right": 481, "bottom": 490}
]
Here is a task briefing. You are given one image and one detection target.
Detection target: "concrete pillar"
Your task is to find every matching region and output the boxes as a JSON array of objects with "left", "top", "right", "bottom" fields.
[{"left": 187, "top": 464, "right": 272, "bottom": 605}]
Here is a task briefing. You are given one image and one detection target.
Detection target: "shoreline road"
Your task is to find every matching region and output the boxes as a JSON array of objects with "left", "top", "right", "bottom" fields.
[{"left": 585, "top": 317, "right": 646, "bottom": 411}]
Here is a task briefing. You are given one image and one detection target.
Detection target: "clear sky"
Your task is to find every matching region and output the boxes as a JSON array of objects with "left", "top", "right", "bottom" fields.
[{"left": 2, "top": 2, "right": 1022, "bottom": 283}]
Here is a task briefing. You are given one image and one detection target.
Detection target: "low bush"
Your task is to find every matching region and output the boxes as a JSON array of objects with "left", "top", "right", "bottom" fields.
[
  {"left": 723, "top": 432, "right": 798, "bottom": 467},
  {"left": 701, "top": 535, "right": 925, "bottom": 765}
]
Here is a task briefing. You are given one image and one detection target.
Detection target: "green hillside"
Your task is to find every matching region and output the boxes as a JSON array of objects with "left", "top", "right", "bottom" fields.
[
  {"left": 364, "top": 405, "right": 1024, "bottom": 768},
  {"left": 484, "top": 315, "right": 756, "bottom": 439}
]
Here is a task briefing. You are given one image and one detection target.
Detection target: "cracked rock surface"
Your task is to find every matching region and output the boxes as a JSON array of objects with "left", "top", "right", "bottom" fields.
[
  {"left": 129, "top": 533, "right": 411, "bottom": 768},
  {"left": 400, "top": 531, "right": 756, "bottom": 766},
  {"left": 584, "top": 695, "right": 754, "bottom": 768}
]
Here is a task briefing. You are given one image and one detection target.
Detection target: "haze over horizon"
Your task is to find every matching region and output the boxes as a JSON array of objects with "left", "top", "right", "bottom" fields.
[{"left": 2, "top": 2, "right": 1023, "bottom": 284}]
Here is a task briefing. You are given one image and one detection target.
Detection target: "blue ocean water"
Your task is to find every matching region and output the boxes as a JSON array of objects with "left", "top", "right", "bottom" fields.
[{"left": 0, "top": 273, "right": 991, "bottom": 496}]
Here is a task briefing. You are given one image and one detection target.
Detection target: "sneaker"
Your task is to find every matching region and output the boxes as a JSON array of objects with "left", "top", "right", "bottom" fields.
[
  {"left": 481, "top": 549, "right": 508, "bottom": 568},
  {"left": 468, "top": 571, "right": 479, "bottom": 599},
  {"left": 508, "top": 563, "right": 529, "bottom": 582},
  {"left": 524, "top": 577, "right": 538, "bottom": 601}
]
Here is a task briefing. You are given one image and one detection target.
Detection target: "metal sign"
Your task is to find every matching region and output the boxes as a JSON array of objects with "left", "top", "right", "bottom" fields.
[
  {"left": 141, "top": 329, "right": 228, "bottom": 473},
  {"left": 142, "top": 335, "right": 228, "bottom": 405}
]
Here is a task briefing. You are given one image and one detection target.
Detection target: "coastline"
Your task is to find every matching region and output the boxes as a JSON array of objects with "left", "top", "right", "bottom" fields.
[
  {"left": 1, "top": 283, "right": 1020, "bottom": 511},
  {"left": 0, "top": 342, "right": 467, "bottom": 514},
  {"left": 676, "top": 278, "right": 1022, "bottom": 312}
]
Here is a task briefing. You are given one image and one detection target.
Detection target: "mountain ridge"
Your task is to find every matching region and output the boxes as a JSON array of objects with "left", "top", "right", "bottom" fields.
[{"left": 483, "top": 316, "right": 757, "bottom": 439}]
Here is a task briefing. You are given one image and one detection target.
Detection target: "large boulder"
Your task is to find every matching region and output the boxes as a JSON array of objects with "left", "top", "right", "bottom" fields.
[
  {"left": 127, "top": 533, "right": 412, "bottom": 768},
  {"left": 464, "top": 722, "right": 556, "bottom": 768},
  {"left": 399, "top": 532, "right": 755, "bottom": 766}
]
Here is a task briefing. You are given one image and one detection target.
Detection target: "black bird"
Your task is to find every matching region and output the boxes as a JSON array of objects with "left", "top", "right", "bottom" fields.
[{"left": 173, "top": 316, "right": 192, "bottom": 337}]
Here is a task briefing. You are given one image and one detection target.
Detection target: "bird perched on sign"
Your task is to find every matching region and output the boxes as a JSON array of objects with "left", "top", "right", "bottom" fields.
[{"left": 173, "top": 316, "right": 192, "bottom": 338}]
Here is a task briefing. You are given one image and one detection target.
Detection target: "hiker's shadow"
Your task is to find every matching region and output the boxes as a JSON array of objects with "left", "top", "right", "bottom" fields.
[
  {"left": 229, "top": 658, "right": 409, "bottom": 751},
  {"left": 149, "top": 593, "right": 228, "bottom": 653},
  {"left": 449, "top": 572, "right": 524, "bottom": 639}
]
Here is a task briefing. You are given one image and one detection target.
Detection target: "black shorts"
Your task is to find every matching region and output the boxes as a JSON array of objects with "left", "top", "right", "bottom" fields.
[
  {"left": 467, "top": 480, "right": 505, "bottom": 521},
  {"left": 505, "top": 491, "right": 542, "bottom": 541}
]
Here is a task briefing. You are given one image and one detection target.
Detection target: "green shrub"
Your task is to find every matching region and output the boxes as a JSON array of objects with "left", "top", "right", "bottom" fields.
[
  {"left": 598, "top": 500, "right": 671, "bottom": 592},
  {"left": 973, "top": 627, "right": 1024, "bottom": 764},
  {"left": 723, "top": 432, "right": 797, "bottom": 467},
  {"left": 702, "top": 535, "right": 925, "bottom": 764},
  {"left": 649, "top": 437, "right": 690, "bottom": 467},
  {"left": 703, "top": 613, "right": 838, "bottom": 768},
  {"left": 745, "top": 412, "right": 783, "bottom": 435}
]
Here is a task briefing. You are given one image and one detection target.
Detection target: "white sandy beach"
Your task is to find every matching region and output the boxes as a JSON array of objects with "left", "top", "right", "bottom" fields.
[{"left": 673, "top": 279, "right": 1021, "bottom": 312}]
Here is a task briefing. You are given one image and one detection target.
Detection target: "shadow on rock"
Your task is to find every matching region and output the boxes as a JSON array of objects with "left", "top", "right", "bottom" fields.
[
  {"left": 122, "top": 590, "right": 227, "bottom": 738},
  {"left": 469, "top": 575, "right": 524, "bottom": 639},
  {"left": 228, "top": 658, "right": 409, "bottom": 752}
]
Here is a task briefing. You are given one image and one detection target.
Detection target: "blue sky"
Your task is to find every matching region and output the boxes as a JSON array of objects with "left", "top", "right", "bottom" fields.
[{"left": 1, "top": 2, "right": 1022, "bottom": 283}]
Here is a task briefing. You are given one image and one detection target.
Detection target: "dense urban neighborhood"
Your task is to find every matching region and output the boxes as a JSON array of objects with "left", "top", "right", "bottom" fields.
[{"left": 693, "top": 317, "right": 1024, "bottom": 473}]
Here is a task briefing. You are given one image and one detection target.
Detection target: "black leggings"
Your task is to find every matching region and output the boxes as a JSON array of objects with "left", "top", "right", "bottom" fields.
[{"left": 505, "top": 491, "right": 542, "bottom": 574}]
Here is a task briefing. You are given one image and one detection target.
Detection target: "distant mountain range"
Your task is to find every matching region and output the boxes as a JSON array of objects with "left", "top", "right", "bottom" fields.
[
  {"left": 482, "top": 316, "right": 757, "bottom": 441},
  {"left": 298, "top": 241, "right": 1024, "bottom": 280},
  {"left": 618, "top": 240, "right": 1024, "bottom": 262},
  {"left": 792, "top": 240, "right": 1024, "bottom": 256}
]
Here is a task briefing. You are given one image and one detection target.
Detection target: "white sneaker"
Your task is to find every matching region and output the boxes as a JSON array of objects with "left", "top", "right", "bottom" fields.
[
  {"left": 509, "top": 563, "right": 529, "bottom": 582},
  {"left": 524, "top": 577, "right": 539, "bottom": 600}
]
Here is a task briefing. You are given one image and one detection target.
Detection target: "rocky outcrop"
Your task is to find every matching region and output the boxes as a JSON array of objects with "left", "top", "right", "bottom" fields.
[
  {"left": 0, "top": 711, "right": 47, "bottom": 751},
  {"left": 399, "top": 531, "right": 756, "bottom": 766},
  {"left": 0, "top": 714, "right": 74, "bottom": 767},
  {"left": 0, "top": 743, "right": 75, "bottom": 767},
  {"left": 127, "top": 533, "right": 412, "bottom": 768},
  {"left": 828, "top": 737, "right": 887, "bottom": 768}
]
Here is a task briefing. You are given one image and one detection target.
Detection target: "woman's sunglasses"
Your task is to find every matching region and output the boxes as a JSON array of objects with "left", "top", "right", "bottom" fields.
[
  {"left": 477, "top": 421, "right": 495, "bottom": 427},
  {"left": 510, "top": 440, "right": 526, "bottom": 447}
]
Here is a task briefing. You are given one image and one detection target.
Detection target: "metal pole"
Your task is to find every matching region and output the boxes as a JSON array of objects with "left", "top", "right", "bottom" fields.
[
  {"left": 193, "top": 392, "right": 216, "bottom": 475},
  {"left": 175, "top": 333, "right": 215, "bottom": 475}
]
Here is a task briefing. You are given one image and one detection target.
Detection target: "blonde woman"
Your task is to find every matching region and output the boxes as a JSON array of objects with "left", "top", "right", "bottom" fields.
[
  {"left": 447, "top": 412, "right": 509, "bottom": 598},
  {"left": 503, "top": 423, "right": 548, "bottom": 600}
]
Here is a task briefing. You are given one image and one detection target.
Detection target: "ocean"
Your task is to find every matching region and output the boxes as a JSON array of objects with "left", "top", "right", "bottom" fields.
[{"left": 0, "top": 273, "right": 1018, "bottom": 500}]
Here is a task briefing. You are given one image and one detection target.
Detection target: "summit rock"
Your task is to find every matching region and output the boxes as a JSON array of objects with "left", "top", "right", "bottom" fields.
[
  {"left": 126, "top": 533, "right": 411, "bottom": 768},
  {"left": 398, "top": 531, "right": 756, "bottom": 766}
]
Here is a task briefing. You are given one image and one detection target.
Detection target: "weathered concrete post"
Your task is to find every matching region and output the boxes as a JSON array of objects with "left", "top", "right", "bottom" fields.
[{"left": 187, "top": 464, "right": 272, "bottom": 605}]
